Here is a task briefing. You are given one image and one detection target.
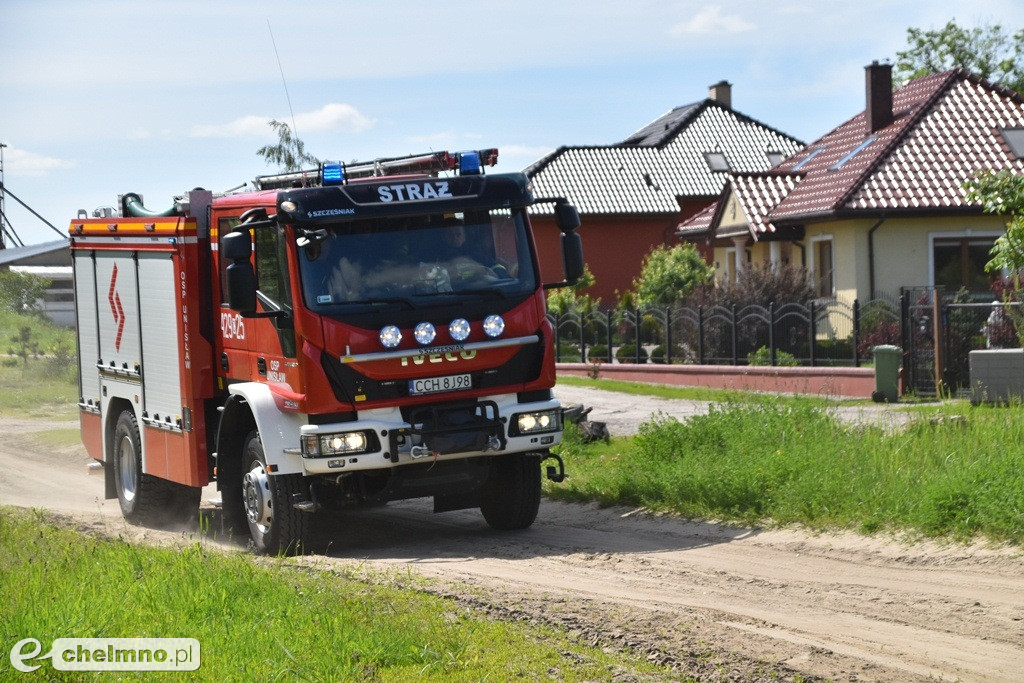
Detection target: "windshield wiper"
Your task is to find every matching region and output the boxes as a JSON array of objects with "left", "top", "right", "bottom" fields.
[
  {"left": 414, "top": 288, "right": 507, "bottom": 300},
  {"left": 344, "top": 296, "right": 416, "bottom": 309}
]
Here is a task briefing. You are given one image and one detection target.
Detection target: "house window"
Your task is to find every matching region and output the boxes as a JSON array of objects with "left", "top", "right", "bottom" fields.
[
  {"left": 704, "top": 152, "right": 731, "bottom": 172},
  {"left": 766, "top": 150, "right": 784, "bottom": 166},
  {"left": 1000, "top": 127, "right": 1024, "bottom": 159},
  {"left": 812, "top": 237, "right": 834, "bottom": 298},
  {"left": 792, "top": 146, "right": 824, "bottom": 171},
  {"left": 933, "top": 237, "right": 997, "bottom": 294}
]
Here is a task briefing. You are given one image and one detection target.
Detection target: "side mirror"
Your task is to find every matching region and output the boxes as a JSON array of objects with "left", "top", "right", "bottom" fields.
[
  {"left": 222, "top": 231, "right": 257, "bottom": 314},
  {"left": 221, "top": 230, "right": 252, "bottom": 261},
  {"left": 561, "top": 230, "right": 584, "bottom": 286},
  {"left": 554, "top": 202, "right": 581, "bottom": 232}
]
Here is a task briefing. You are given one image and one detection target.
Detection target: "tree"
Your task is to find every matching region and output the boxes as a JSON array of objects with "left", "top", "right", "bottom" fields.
[
  {"left": 0, "top": 270, "right": 49, "bottom": 315},
  {"left": 256, "top": 120, "right": 320, "bottom": 171},
  {"left": 894, "top": 20, "right": 1024, "bottom": 93},
  {"left": 631, "top": 244, "right": 713, "bottom": 308},
  {"left": 965, "top": 170, "right": 1024, "bottom": 345},
  {"left": 545, "top": 264, "right": 598, "bottom": 314}
]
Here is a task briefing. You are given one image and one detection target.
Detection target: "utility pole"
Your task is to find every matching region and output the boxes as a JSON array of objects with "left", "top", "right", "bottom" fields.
[{"left": 0, "top": 142, "right": 7, "bottom": 250}]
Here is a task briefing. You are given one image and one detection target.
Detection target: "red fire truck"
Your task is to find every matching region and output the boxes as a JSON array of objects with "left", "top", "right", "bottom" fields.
[{"left": 70, "top": 149, "right": 584, "bottom": 553}]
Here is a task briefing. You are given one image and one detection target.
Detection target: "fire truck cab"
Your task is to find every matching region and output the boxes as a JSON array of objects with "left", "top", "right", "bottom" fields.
[{"left": 70, "top": 149, "right": 584, "bottom": 553}]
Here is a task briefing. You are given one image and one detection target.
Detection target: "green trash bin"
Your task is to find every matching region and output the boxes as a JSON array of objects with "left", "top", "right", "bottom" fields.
[{"left": 871, "top": 345, "right": 902, "bottom": 403}]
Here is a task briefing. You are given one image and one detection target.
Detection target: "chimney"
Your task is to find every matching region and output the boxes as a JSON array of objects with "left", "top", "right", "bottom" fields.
[
  {"left": 865, "top": 61, "right": 893, "bottom": 134},
  {"left": 709, "top": 80, "right": 732, "bottom": 108}
]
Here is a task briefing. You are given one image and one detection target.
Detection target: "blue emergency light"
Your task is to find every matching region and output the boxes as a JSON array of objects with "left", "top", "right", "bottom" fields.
[
  {"left": 321, "top": 163, "right": 345, "bottom": 185},
  {"left": 458, "top": 151, "right": 482, "bottom": 175}
]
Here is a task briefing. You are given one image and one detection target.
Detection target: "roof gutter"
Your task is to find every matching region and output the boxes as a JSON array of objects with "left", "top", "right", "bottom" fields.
[{"left": 867, "top": 218, "right": 885, "bottom": 300}]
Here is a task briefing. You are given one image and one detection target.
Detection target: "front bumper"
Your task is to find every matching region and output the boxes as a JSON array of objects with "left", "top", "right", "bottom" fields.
[{"left": 296, "top": 394, "right": 562, "bottom": 476}]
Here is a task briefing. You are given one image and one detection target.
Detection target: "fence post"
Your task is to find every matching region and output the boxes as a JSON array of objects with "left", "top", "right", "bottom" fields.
[
  {"left": 634, "top": 308, "right": 642, "bottom": 363},
  {"left": 579, "top": 310, "right": 586, "bottom": 363},
  {"left": 554, "top": 312, "right": 561, "bottom": 362},
  {"left": 852, "top": 299, "right": 860, "bottom": 367},
  {"left": 809, "top": 300, "right": 816, "bottom": 367},
  {"left": 606, "top": 310, "right": 613, "bottom": 362},
  {"left": 666, "top": 307, "right": 673, "bottom": 364},
  {"left": 900, "top": 291, "right": 912, "bottom": 392},
  {"left": 769, "top": 302, "right": 776, "bottom": 366},
  {"left": 731, "top": 304, "right": 739, "bottom": 366},
  {"left": 698, "top": 305, "right": 705, "bottom": 365}
]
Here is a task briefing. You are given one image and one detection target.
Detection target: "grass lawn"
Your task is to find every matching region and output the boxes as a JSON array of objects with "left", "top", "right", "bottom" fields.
[
  {"left": 0, "top": 509, "right": 673, "bottom": 682},
  {"left": 550, "top": 379, "right": 1024, "bottom": 544}
]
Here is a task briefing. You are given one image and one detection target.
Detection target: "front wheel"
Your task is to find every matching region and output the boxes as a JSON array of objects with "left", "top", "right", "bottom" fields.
[
  {"left": 479, "top": 453, "right": 542, "bottom": 530},
  {"left": 240, "top": 430, "right": 309, "bottom": 555}
]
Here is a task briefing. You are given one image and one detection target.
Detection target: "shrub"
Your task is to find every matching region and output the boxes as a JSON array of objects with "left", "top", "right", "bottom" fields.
[
  {"left": 747, "top": 345, "right": 799, "bottom": 366},
  {"left": 615, "top": 344, "right": 648, "bottom": 364},
  {"left": 586, "top": 344, "right": 609, "bottom": 362}
]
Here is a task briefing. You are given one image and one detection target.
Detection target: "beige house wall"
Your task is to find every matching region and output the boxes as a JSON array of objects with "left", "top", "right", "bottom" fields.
[{"left": 711, "top": 214, "right": 1008, "bottom": 301}]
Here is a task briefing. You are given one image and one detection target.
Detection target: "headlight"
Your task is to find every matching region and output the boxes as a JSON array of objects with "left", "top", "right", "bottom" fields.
[
  {"left": 414, "top": 322, "right": 436, "bottom": 345},
  {"left": 379, "top": 325, "right": 402, "bottom": 348},
  {"left": 301, "top": 431, "right": 375, "bottom": 457},
  {"left": 483, "top": 314, "right": 505, "bottom": 338},
  {"left": 449, "top": 318, "right": 471, "bottom": 341},
  {"left": 510, "top": 409, "right": 562, "bottom": 436}
]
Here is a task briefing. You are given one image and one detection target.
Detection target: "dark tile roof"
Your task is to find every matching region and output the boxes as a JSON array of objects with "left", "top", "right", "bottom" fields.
[
  {"left": 679, "top": 69, "right": 1024, "bottom": 238},
  {"left": 525, "top": 100, "right": 803, "bottom": 215}
]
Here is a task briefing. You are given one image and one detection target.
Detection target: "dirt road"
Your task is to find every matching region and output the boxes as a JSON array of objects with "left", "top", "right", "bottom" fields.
[{"left": 2, "top": 391, "right": 1022, "bottom": 682}]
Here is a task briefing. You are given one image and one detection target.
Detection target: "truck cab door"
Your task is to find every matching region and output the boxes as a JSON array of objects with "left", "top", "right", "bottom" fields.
[{"left": 251, "top": 224, "right": 299, "bottom": 390}]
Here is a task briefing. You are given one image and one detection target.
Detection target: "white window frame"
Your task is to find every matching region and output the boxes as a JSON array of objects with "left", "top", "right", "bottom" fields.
[
  {"left": 808, "top": 234, "right": 835, "bottom": 299},
  {"left": 722, "top": 247, "right": 736, "bottom": 283}
]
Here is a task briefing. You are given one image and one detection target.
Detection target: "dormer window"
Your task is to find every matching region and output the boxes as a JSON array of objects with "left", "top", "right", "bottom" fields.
[
  {"left": 766, "top": 150, "right": 785, "bottom": 166},
  {"left": 704, "top": 152, "right": 731, "bottom": 172}
]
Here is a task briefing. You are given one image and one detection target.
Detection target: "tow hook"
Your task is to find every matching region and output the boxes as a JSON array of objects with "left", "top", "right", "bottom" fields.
[
  {"left": 291, "top": 484, "right": 319, "bottom": 513},
  {"left": 541, "top": 453, "right": 566, "bottom": 483}
]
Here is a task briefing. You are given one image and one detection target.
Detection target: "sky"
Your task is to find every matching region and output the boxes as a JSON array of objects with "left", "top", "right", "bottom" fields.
[{"left": 2, "top": 0, "right": 1024, "bottom": 246}]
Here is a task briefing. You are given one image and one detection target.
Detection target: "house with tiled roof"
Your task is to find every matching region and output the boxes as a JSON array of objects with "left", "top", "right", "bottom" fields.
[
  {"left": 679, "top": 63, "right": 1024, "bottom": 303},
  {"left": 525, "top": 82, "right": 803, "bottom": 302}
]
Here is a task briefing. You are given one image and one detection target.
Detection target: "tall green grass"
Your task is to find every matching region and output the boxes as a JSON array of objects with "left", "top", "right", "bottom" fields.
[
  {"left": 551, "top": 397, "right": 1024, "bottom": 543},
  {"left": 0, "top": 509, "right": 666, "bottom": 681},
  {"left": 0, "top": 310, "right": 78, "bottom": 418}
]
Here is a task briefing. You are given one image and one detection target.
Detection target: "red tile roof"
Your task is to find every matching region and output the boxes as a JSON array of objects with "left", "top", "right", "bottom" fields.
[{"left": 679, "top": 69, "right": 1024, "bottom": 238}]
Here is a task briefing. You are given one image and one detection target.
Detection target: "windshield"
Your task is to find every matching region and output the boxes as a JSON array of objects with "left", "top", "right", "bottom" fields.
[{"left": 297, "top": 208, "right": 537, "bottom": 310}]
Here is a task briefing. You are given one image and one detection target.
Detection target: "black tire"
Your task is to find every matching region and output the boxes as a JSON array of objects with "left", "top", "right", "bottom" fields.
[
  {"left": 239, "top": 429, "right": 309, "bottom": 555},
  {"left": 480, "top": 453, "right": 542, "bottom": 530},
  {"left": 113, "top": 409, "right": 199, "bottom": 528}
]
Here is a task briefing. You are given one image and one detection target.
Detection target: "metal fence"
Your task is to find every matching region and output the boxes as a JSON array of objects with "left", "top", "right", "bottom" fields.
[
  {"left": 548, "top": 293, "right": 1022, "bottom": 395},
  {"left": 547, "top": 296, "right": 902, "bottom": 368}
]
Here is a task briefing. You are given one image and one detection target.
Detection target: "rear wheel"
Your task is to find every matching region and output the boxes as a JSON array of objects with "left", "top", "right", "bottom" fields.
[
  {"left": 480, "top": 453, "right": 542, "bottom": 530},
  {"left": 240, "top": 429, "right": 309, "bottom": 555},
  {"left": 113, "top": 409, "right": 199, "bottom": 528}
]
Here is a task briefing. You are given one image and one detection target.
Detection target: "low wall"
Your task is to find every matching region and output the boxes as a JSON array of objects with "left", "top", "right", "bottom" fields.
[{"left": 556, "top": 362, "right": 877, "bottom": 399}]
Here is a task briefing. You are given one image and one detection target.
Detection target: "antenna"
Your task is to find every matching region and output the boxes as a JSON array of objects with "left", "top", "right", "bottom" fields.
[{"left": 267, "top": 21, "right": 299, "bottom": 140}]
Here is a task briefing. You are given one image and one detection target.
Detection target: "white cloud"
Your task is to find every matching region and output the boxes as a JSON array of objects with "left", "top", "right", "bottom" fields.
[
  {"left": 190, "top": 115, "right": 272, "bottom": 139},
  {"left": 4, "top": 147, "right": 75, "bottom": 176},
  {"left": 294, "top": 104, "right": 375, "bottom": 134},
  {"left": 189, "top": 103, "right": 375, "bottom": 139},
  {"left": 669, "top": 6, "right": 755, "bottom": 36}
]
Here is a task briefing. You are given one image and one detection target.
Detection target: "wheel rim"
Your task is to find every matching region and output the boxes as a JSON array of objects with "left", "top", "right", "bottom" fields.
[
  {"left": 118, "top": 434, "right": 137, "bottom": 502},
  {"left": 243, "top": 461, "right": 272, "bottom": 531}
]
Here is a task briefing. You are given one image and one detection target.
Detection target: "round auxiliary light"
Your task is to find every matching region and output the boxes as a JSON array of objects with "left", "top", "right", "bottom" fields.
[
  {"left": 280, "top": 200, "right": 297, "bottom": 212},
  {"left": 414, "top": 322, "right": 436, "bottom": 345},
  {"left": 482, "top": 314, "right": 505, "bottom": 338},
  {"left": 379, "top": 325, "right": 402, "bottom": 349},
  {"left": 449, "top": 318, "right": 471, "bottom": 342}
]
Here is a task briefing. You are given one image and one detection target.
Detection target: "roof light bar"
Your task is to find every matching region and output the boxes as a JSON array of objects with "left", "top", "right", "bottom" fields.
[{"left": 252, "top": 148, "right": 500, "bottom": 189}]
